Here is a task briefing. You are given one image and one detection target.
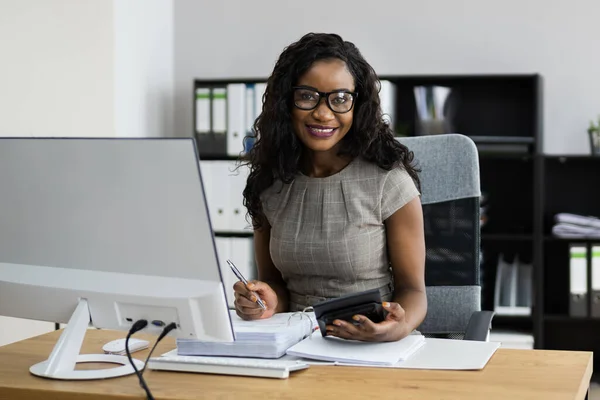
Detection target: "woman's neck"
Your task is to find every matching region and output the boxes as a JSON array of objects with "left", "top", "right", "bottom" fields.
[{"left": 300, "top": 151, "right": 353, "bottom": 178}]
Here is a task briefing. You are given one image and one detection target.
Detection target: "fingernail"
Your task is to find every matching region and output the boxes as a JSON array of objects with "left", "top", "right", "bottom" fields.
[
  {"left": 247, "top": 283, "right": 255, "bottom": 289},
  {"left": 352, "top": 315, "right": 360, "bottom": 321},
  {"left": 383, "top": 302, "right": 390, "bottom": 308},
  {"left": 251, "top": 295, "right": 257, "bottom": 302},
  {"left": 333, "top": 320, "right": 342, "bottom": 326}
]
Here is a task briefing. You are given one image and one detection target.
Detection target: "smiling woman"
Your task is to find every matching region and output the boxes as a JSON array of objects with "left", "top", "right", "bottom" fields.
[{"left": 236, "top": 32, "right": 427, "bottom": 343}]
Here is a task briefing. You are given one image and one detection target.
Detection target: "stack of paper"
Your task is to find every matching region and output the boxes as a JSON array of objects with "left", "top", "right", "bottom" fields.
[
  {"left": 286, "top": 331, "right": 425, "bottom": 365},
  {"left": 552, "top": 213, "right": 600, "bottom": 238},
  {"left": 177, "top": 311, "right": 317, "bottom": 359}
]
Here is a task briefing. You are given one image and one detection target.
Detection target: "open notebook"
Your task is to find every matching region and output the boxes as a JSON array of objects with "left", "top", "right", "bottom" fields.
[
  {"left": 176, "top": 310, "right": 317, "bottom": 359},
  {"left": 286, "top": 331, "right": 425, "bottom": 365}
]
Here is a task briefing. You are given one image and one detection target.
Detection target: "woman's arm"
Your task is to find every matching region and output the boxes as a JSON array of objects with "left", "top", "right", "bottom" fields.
[
  {"left": 385, "top": 196, "right": 427, "bottom": 335},
  {"left": 253, "top": 223, "right": 290, "bottom": 313}
]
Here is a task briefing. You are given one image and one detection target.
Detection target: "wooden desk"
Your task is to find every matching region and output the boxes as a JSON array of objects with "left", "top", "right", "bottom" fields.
[{"left": 0, "top": 329, "right": 592, "bottom": 400}]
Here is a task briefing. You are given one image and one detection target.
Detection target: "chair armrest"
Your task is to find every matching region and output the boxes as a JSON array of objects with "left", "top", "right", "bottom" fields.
[{"left": 463, "top": 311, "right": 495, "bottom": 341}]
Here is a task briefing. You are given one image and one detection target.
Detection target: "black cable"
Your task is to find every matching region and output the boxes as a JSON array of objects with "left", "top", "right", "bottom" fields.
[
  {"left": 142, "top": 322, "right": 178, "bottom": 375},
  {"left": 125, "top": 319, "right": 154, "bottom": 400}
]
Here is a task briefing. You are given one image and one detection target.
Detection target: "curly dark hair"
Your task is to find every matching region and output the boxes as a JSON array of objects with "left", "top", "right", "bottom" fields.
[{"left": 242, "top": 32, "right": 420, "bottom": 229}]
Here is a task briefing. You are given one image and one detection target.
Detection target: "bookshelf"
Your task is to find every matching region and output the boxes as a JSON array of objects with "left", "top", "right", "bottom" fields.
[{"left": 377, "top": 74, "right": 542, "bottom": 339}]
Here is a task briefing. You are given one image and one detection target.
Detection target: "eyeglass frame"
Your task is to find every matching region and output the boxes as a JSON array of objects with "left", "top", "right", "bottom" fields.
[{"left": 292, "top": 86, "right": 358, "bottom": 114}]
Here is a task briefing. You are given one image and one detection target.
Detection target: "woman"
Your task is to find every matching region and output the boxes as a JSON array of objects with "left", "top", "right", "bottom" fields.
[{"left": 234, "top": 32, "right": 426, "bottom": 342}]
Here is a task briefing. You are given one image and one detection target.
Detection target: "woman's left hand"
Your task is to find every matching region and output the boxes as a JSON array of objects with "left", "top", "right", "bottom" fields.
[{"left": 325, "top": 302, "right": 410, "bottom": 342}]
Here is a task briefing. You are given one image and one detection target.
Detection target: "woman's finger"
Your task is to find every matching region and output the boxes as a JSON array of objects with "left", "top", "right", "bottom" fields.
[
  {"left": 327, "top": 319, "right": 362, "bottom": 339},
  {"left": 352, "top": 314, "right": 379, "bottom": 334},
  {"left": 383, "top": 302, "right": 405, "bottom": 321},
  {"left": 234, "top": 293, "right": 260, "bottom": 308}
]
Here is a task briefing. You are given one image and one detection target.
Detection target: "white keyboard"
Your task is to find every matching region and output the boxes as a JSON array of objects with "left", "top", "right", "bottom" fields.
[{"left": 147, "top": 353, "right": 310, "bottom": 379}]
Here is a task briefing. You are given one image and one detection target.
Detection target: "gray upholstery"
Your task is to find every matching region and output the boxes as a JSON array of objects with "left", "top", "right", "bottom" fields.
[
  {"left": 397, "top": 134, "right": 486, "bottom": 337},
  {"left": 417, "top": 286, "right": 481, "bottom": 334},
  {"left": 398, "top": 134, "right": 480, "bottom": 205}
]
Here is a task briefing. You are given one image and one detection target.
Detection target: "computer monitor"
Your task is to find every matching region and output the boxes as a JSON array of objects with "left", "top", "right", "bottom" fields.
[{"left": 0, "top": 137, "right": 234, "bottom": 380}]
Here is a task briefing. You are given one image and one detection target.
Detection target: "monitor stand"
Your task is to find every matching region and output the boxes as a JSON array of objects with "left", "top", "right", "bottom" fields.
[{"left": 29, "top": 298, "right": 144, "bottom": 380}]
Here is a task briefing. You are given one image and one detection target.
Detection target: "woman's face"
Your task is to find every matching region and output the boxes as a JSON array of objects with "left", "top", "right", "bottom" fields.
[{"left": 291, "top": 59, "right": 355, "bottom": 155}]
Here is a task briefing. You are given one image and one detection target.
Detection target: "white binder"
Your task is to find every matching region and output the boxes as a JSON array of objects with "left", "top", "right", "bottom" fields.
[
  {"left": 229, "top": 163, "right": 250, "bottom": 232},
  {"left": 226, "top": 83, "right": 246, "bottom": 157},
  {"left": 245, "top": 84, "right": 256, "bottom": 152},
  {"left": 591, "top": 245, "right": 600, "bottom": 317},
  {"left": 195, "top": 88, "right": 210, "bottom": 134},
  {"left": 212, "top": 88, "right": 227, "bottom": 134},
  {"left": 569, "top": 244, "right": 588, "bottom": 317},
  {"left": 379, "top": 80, "right": 397, "bottom": 131},
  {"left": 201, "top": 160, "right": 249, "bottom": 233},
  {"left": 200, "top": 161, "right": 230, "bottom": 232}
]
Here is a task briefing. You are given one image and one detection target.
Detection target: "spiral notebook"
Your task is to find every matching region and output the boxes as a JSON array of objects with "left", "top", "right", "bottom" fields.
[{"left": 176, "top": 310, "right": 318, "bottom": 359}]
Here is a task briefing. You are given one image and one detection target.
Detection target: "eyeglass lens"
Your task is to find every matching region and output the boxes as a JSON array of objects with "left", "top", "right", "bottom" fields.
[{"left": 294, "top": 88, "right": 354, "bottom": 113}]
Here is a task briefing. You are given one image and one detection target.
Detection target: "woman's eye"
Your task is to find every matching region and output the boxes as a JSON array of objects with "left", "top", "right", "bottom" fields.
[
  {"left": 301, "top": 92, "right": 316, "bottom": 100},
  {"left": 331, "top": 96, "right": 348, "bottom": 105}
]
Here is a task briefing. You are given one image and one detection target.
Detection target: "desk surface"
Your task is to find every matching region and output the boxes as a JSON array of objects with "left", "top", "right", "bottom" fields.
[{"left": 0, "top": 329, "right": 593, "bottom": 400}]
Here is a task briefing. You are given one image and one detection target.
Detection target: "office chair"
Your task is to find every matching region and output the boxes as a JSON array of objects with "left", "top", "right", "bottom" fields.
[{"left": 397, "top": 134, "right": 494, "bottom": 341}]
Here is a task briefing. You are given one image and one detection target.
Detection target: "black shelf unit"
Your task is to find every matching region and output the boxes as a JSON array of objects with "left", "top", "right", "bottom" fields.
[
  {"left": 375, "top": 74, "right": 542, "bottom": 340},
  {"left": 538, "top": 155, "right": 600, "bottom": 371}
]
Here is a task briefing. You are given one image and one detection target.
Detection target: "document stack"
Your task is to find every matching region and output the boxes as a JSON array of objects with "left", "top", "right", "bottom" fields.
[
  {"left": 177, "top": 311, "right": 317, "bottom": 359},
  {"left": 552, "top": 213, "right": 600, "bottom": 238}
]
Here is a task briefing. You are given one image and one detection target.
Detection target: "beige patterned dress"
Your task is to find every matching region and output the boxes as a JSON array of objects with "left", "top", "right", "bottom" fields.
[{"left": 260, "top": 157, "right": 420, "bottom": 311}]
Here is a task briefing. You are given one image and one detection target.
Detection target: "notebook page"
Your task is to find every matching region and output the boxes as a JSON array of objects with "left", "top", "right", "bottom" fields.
[
  {"left": 330, "top": 338, "right": 501, "bottom": 370},
  {"left": 286, "top": 332, "right": 425, "bottom": 365}
]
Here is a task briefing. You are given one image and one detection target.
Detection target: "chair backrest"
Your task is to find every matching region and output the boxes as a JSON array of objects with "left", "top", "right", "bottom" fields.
[{"left": 397, "top": 134, "right": 481, "bottom": 338}]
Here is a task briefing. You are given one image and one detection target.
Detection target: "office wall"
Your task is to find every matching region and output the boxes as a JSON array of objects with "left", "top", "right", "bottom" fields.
[
  {"left": 173, "top": 0, "right": 600, "bottom": 155},
  {"left": 113, "top": 0, "right": 174, "bottom": 138},
  {"left": 0, "top": 0, "right": 174, "bottom": 139},
  {"left": 0, "top": 0, "right": 114, "bottom": 138}
]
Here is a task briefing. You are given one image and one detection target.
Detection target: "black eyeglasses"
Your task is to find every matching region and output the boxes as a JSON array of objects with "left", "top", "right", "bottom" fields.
[{"left": 292, "top": 86, "right": 358, "bottom": 114}]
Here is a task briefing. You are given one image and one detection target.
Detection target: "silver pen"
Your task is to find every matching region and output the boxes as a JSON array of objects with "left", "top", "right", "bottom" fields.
[{"left": 226, "top": 259, "right": 266, "bottom": 310}]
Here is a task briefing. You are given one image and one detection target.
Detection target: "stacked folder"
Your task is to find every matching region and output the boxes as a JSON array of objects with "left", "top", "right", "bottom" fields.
[
  {"left": 176, "top": 311, "right": 317, "bottom": 359},
  {"left": 552, "top": 213, "right": 600, "bottom": 238}
]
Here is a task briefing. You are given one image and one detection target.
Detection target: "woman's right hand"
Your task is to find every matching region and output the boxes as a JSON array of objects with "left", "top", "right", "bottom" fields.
[{"left": 233, "top": 280, "right": 278, "bottom": 320}]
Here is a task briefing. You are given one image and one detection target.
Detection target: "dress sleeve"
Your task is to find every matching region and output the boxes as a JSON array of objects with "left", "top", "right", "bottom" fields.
[{"left": 380, "top": 167, "right": 421, "bottom": 221}]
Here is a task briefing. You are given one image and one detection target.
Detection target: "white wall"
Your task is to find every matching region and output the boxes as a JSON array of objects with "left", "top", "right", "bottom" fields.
[
  {"left": 173, "top": 0, "right": 600, "bottom": 154},
  {"left": 0, "top": 0, "right": 114, "bottom": 137},
  {"left": 113, "top": 0, "right": 174, "bottom": 138},
  {"left": 0, "top": 0, "right": 174, "bottom": 139}
]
